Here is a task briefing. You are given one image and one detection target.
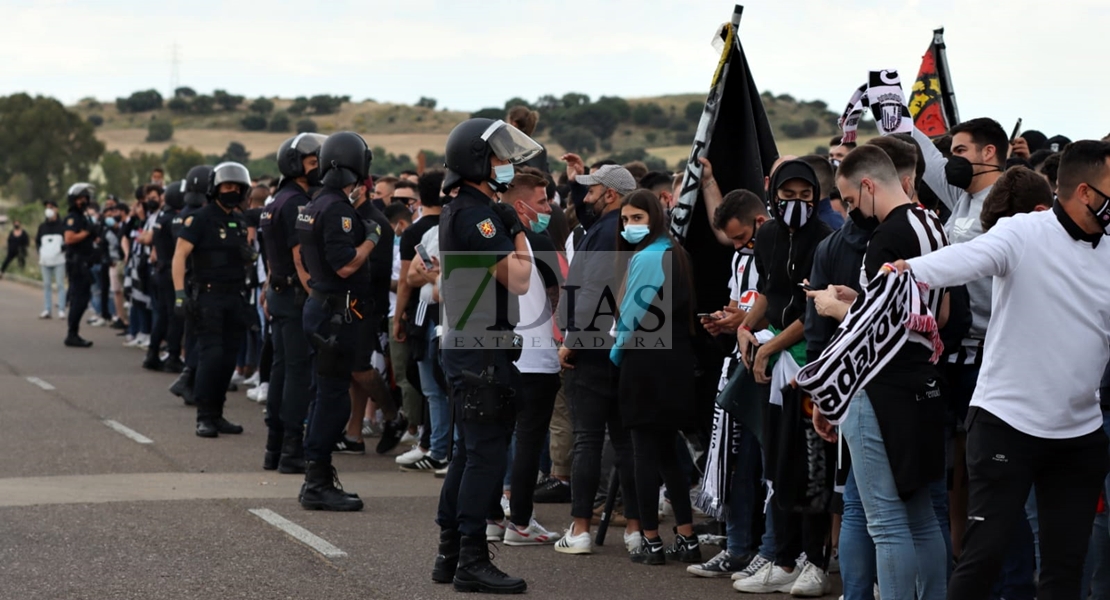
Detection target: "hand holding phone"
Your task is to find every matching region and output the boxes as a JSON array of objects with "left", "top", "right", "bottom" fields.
[{"left": 414, "top": 243, "right": 435, "bottom": 270}]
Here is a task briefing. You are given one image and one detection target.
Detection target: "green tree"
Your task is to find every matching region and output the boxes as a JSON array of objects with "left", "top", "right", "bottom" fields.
[
  {"left": 249, "top": 97, "right": 274, "bottom": 115},
  {"left": 163, "top": 146, "right": 207, "bottom": 181},
  {"left": 288, "top": 97, "right": 309, "bottom": 116},
  {"left": 296, "top": 118, "right": 317, "bottom": 133},
  {"left": 213, "top": 89, "right": 245, "bottom": 111},
  {"left": 115, "top": 89, "right": 164, "bottom": 113},
  {"left": 535, "top": 95, "right": 561, "bottom": 111},
  {"left": 551, "top": 125, "right": 596, "bottom": 155},
  {"left": 147, "top": 119, "right": 174, "bottom": 142},
  {"left": 191, "top": 95, "right": 215, "bottom": 115},
  {"left": 308, "top": 95, "right": 343, "bottom": 115},
  {"left": 247, "top": 155, "right": 279, "bottom": 180},
  {"left": 222, "top": 142, "right": 250, "bottom": 164},
  {"left": 87, "top": 114, "right": 104, "bottom": 127},
  {"left": 98, "top": 150, "right": 136, "bottom": 199},
  {"left": 0, "top": 94, "right": 105, "bottom": 203},
  {"left": 167, "top": 97, "right": 190, "bottom": 112},
  {"left": 416, "top": 97, "right": 437, "bottom": 109},
  {"left": 594, "top": 96, "right": 631, "bottom": 121},
  {"left": 502, "top": 97, "right": 532, "bottom": 111},
  {"left": 174, "top": 87, "right": 197, "bottom": 98},
  {"left": 561, "top": 92, "right": 591, "bottom": 109},
  {"left": 631, "top": 102, "right": 664, "bottom": 125},
  {"left": 684, "top": 101, "right": 703, "bottom": 123},
  {"left": 802, "top": 118, "right": 820, "bottom": 137},
  {"left": 566, "top": 104, "right": 619, "bottom": 140},
  {"left": 241, "top": 114, "right": 267, "bottom": 131},
  {"left": 470, "top": 107, "right": 503, "bottom": 120},
  {"left": 268, "top": 111, "right": 291, "bottom": 132}
]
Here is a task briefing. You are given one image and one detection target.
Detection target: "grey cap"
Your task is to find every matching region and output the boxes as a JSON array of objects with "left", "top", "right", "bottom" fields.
[{"left": 576, "top": 164, "right": 637, "bottom": 195}]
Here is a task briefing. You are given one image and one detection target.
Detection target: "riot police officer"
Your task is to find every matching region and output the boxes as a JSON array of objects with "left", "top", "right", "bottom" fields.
[
  {"left": 172, "top": 162, "right": 254, "bottom": 438},
  {"left": 259, "top": 133, "right": 325, "bottom": 474},
  {"left": 145, "top": 180, "right": 186, "bottom": 372},
  {"left": 433, "top": 118, "right": 541, "bottom": 594},
  {"left": 294, "top": 131, "right": 381, "bottom": 512},
  {"left": 168, "top": 165, "right": 214, "bottom": 406},
  {"left": 63, "top": 183, "right": 97, "bottom": 348}
]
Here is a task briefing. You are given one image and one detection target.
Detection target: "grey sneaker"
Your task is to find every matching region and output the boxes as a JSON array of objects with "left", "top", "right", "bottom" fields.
[
  {"left": 731, "top": 554, "right": 771, "bottom": 581},
  {"left": 687, "top": 550, "right": 752, "bottom": 578}
]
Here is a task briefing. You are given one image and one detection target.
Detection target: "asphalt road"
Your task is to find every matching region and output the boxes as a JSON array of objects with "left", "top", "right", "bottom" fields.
[{"left": 0, "top": 279, "right": 841, "bottom": 600}]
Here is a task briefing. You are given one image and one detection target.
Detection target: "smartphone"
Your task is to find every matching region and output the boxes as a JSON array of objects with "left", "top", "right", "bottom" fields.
[
  {"left": 1010, "top": 118, "right": 1023, "bottom": 143},
  {"left": 697, "top": 313, "right": 721, "bottom": 321},
  {"left": 414, "top": 243, "right": 434, "bottom": 270},
  {"left": 798, "top": 282, "right": 815, "bottom": 292}
]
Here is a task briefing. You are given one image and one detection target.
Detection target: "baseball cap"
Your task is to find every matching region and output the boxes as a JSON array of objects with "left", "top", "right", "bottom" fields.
[
  {"left": 1046, "top": 135, "right": 1072, "bottom": 153},
  {"left": 576, "top": 165, "right": 637, "bottom": 195},
  {"left": 769, "top": 160, "right": 821, "bottom": 199}
]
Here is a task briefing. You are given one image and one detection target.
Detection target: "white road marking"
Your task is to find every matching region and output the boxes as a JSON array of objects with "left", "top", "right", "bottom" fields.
[
  {"left": 26, "top": 377, "right": 55, "bottom": 391},
  {"left": 248, "top": 508, "right": 348, "bottom": 558},
  {"left": 102, "top": 419, "right": 154, "bottom": 444}
]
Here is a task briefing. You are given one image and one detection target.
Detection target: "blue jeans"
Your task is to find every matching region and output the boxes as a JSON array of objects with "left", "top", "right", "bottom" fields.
[
  {"left": 417, "top": 320, "right": 449, "bottom": 461},
  {"left": 930, "top": 478, "right": 954, "bottom": 581},
  {"left": 90, "top": 264, "right": 103, "bottom": 316},
  {"left": 726, "top": 428, "right": 761, "bottom": 555},
  {"left": 841, "top": 467, "right": 878, "bottom": 600},
  {"left": 841, "top": 390, "right": 947, "bottom": 600},
  {"left": 41, "top": 264, "right": 66, "bottom": 313}
]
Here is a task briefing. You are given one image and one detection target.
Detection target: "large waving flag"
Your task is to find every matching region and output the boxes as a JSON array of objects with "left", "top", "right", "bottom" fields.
[{"left": 909, "top": 28, "right": 960, "bottom": 137}]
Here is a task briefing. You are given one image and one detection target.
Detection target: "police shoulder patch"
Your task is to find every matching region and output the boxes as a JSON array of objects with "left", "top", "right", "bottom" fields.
[
  {"left": 341, "top": 217, "right": 352, "bottom": 233},
  {"left": 477, "top": 218, "right": 496, "bottom": 238}
]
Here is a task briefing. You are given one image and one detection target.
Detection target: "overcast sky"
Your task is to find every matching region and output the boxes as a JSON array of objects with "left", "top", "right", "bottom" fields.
[{"left": 4, "top": 0, "right": 1106, "bottom": 140}]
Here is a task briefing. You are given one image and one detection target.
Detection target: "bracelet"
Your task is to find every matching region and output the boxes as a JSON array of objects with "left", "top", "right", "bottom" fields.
[
  {"left": 702, "top": 178, "right": 717, "bottom": 189},
  {"left": 739, "top": 324, "right": 752, "bottom": 333}
]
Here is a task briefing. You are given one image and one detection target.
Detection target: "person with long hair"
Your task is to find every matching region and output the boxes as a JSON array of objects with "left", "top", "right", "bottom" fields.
[{"left": 609, "top": 189, "right": 699, "bottom": 565}]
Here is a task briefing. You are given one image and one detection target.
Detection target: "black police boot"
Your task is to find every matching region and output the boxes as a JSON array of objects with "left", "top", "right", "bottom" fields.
[
  {"left": 263, "top": 429, "right": 283, "bottom": 471},
  {"left": 64, "top": 335, "right": 93, "bottom": 348},
  {"left": 169, "top": 367, "right": 195, "bottom": 406},
  {"left": 432, "top": 529, "right": 461, "bottom": 584},
  {"left": 196, "top": 420, "right": 218, "bottom": 438},
  {"left": 452, "top": 535, "right": 527, "bottom": 594},
  {"left": 162, "top": 356, "right": 185, "bottom": 373},
  {"left": 299, "top": 461, "right": 363, "bottom": 512},
  {"left": 215, "top": 417, "right": 243, "bottom": 434},
  {"left": 141, "top": 354, "right": 162, "bottom": 371},
  {"left": 277, "top": 432, "right": 306, "bottom": 474}
]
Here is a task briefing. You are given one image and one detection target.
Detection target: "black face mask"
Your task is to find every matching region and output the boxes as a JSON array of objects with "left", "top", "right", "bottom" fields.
[
  {"left": 849, "top": 183, "right": 881, "bottom": 231},
  {"left": 216, "top": 192, "right": 240, "bottom": 210},
  {"left": 1086, "top": 184, "right": 1110, "bottom": 235},
  {"left": 145, "top": 200, "right": 160, "bottom": 214},
  {"left": 305, "top": 168, "right": 321, "bottom": 188},
  {"left": 577, "top": 197, "right": 600, "bottom": 230},
  {"left": 945, "top": 155, "right": 1000, "bottom": 191}
]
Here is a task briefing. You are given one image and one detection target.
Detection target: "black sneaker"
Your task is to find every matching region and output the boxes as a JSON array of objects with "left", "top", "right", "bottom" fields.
[
  {"left": 375, "top": 414, "right": 408, "bottom": 454},
  {"left": 533, "top": 476, "right": 572, "bottom": 503},
  {"left": 196, "top": 420, "right": 219, "bottom": 438},
  {"left": 630, "top": 535, "right": 665, "bottom": 565},
  {"left": 64, "top": 335, "right": 93, "bottom": 348},
  {"left": 334, "top": 437, "right": 366, "bottom": 454},
  {"left": 141, "top": 357, "right": 162, "bottom": 371},
  {"left": 686, "top": 550, "right": 752, "bottom": 578},
  {"left": 110, "top": 318, "right": 127, "bottom": 330},
  {"left": 664, "top": 531, "right": 702, "bottom": 563},
  {"left": 215, "top": 417, "right": 243, "bottom": 434},
  {"left": 162, "top": 357, "right": 185, "bottom": 373},
  {"left": 399, "top": 454, "right": 446, "bottom": 472}
]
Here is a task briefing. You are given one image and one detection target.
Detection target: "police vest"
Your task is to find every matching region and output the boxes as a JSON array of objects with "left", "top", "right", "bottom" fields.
[
  {"left": 260, "top": 183, "right": 308, "bottom": 281},
  {"left": 296, "top": 189, "right": 368, "bottom": 294}
]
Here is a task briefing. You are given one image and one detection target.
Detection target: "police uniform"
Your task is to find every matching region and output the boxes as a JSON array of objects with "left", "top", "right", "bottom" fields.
[
  {"left": 64, "top": 204, "right": 95, "bottom": 345},
  {"left": 146, "top": 194, "right": 183, "bottom": 371},
  {"left": 259, "top": 179, "right": 314, "bottom": 473},
  {"left": 168, "top": 166, "right": 215, "bottom": 406},
  {"left": 178, "top": 201, "right": 251, "bottom": 433}
]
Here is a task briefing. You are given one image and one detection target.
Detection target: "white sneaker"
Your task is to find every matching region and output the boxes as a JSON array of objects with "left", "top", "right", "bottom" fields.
[
  {"left": 244, "top": 371, "right": 261, "bottom": 387},
  {"left": 434, "top": 466, "right": 448, "bottom": 478},
  {"left": 500, "top": 494, "right": 511, "bottom": 520},
  {"left": 554, "top": 525, "right": 592, "bottom": 555},
  {"left": 124, "top": 336, "right": 141, "bottom": 347},
  {"left": 230, "top": 371, "right": 247, "bottom": 385},
  {"left": 395, "top": 445, "right": 427, "bottom": 465},
  {"left": 485, "top": 519, "right": 506, "bottom": 541},
  {"left": 623, "top": 530, "right": 642, "bottom": 554},
  {"left": 732, "top": 554, "right": 771, "bottom": 580},
  {"left": 733, "top": 560, "right": 799, "bottom": 593},
  {"left": 504, "top": 518, "right": 562, "bottom": 546},
  {"left": 400, "top": 430, "right": 419, "bottom": 445},
  {"left": 138, "top": 334, "right": 150, "bottom": 349},
  {"left": 658, "top": 487, "right": 673, "bottom": 521},
  {"left": 39, "top": 311, "right": 50, "bottom": 319},
  {"left": 790, "top": 561, "right": 830, "bottom": 597},
  {"left": 57, "top": 310, "right": 66, "bottom": 319},
  {"left": 89, "top": 316, "right": 107, "bottom": 327},
  {"left": 247, "top": 383, "right": 268, "bottom": 403}
]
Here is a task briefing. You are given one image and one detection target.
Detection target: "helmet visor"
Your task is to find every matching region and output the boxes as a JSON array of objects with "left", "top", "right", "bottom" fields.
[
  {"left": 291, "top": 132, "right": 327, "bottom": 156},
  {"left": 212, "top": 162, "right": 252, "bottom": 189},
  {"left": 67, "top": 183, "right": 95, "bottom": 198},
  {"left": 482, "top": 120, "right": 542, "bottom": 165}
]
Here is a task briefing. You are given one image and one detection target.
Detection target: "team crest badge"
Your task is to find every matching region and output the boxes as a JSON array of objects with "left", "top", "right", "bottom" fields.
[
  {"left": 341, "top": 217, "right": 352, "bottom": 233},
  {"left": 477, "top": 218, "right": 496, "bottom": 238}
]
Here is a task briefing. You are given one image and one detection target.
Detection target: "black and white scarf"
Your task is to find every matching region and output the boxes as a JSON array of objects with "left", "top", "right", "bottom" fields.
[{"left": 796, "top": 268, "right": 941, "bottom": 424}]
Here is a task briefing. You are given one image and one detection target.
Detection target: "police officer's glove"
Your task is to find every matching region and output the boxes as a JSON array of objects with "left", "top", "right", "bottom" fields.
[
  {"left": 361, "top": 219, "right": 381, "bottom": 246},
  {"left": 174, "top": 290, "right": 190, "bottom": 319},
  {"left": 491, "top": 202, "right": 524, "bottom": 239}
]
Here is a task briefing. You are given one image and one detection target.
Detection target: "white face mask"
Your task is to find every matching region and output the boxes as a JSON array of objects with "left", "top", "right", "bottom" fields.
[{"left": 44, "top": 208, "right": 56, "bottom": 219}]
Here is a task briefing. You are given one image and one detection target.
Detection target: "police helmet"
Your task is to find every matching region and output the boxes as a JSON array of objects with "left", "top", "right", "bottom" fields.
[
  {"left": 66, "top": 182, "right": 95, "bottom": 208},
  {"left": 163, "top": 180, "right": 186, "bottom": 210},
  {"left": 207, "top": 162, "right": 252, "bottom": 203},
  {"left": 183, "top": 165, "right": 215, "bottom": 208},
  {"left": 277, "top": 133, "right": 327, "bottom": 178},
  {"left": 319, "top": 132, "right": 373, "bottom": 189},
  {"left": 442, "top": 119, "right": 542, "bottom": 190}
]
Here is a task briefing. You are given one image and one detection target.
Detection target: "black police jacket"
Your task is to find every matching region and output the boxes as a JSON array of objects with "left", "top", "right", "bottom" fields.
[
  {"left": 151, "top": 208, "right": 178, "bottom": 274},
  {"left": 63, "top": 209, "right": 95, "bottom": 263},
  {"left": 177, "top": 203, "right": 250, "bottom": 285},
  {"left": 261, "top": 181, "right": 311, "bottom": 283},
  {"left": 295, "top": 188, "right": 371, "bottom": 296}
]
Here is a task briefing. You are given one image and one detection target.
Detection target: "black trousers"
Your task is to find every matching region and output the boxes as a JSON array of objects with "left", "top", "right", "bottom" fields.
[
  {"left": 193, "top": 291, "right": 246, "bottom": 423},
  {"left": 301, "top": 295, "right": 357, "bottom": 463},
  {"left": 66, "top": 261, "right": 92, "bottom": 337},
  {"left": 1, "top": 249, "right": 25, "bottom": 273},
  {"left": 147, "top": 271, "right": 179, "bottom": 362},
  {"left": 265, "top": 288, "right": 311, "bottom": 438},
  {"left": 948, "top": 407, "right": 1109, "bottom": 600},
  {"left": 631, "top": 428, "right": 692, "bottom": 533},
  {"left": 565, "top": 358, "right": 640, "bottom": 521},
  {"left": 97, "top": 261, "right": 110, "bottom": 319},
  {"left": 772, "top": 501, "right": 831, "bottom": 570},
  {"left": 509, "top": 372, "right": 560, "bottom": 528}
]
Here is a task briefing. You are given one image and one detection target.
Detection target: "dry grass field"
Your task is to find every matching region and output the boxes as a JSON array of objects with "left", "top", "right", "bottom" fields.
[{"left": 96, "top": 128, "right": 452, "bottom": 159}]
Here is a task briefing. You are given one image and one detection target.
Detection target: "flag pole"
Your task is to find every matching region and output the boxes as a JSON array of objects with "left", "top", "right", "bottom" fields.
[{"left": 933, "top": 27, "right": 960, "bottom": 127}]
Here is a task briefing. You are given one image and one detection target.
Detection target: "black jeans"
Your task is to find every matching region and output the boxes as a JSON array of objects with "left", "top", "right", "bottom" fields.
[
  {"left": 66, "top": 261, "right": 92, "bottom": 337},
  {"left": 301, "top": 295, "right": 356, "bottom": 463},
  {"left": 565, "top": 357, "right": 639, "bottom": 521},
  {"left": 265, "top": 288, "right": 312, "bottom": 438},
  {"left": 509, "top": 372, "right": 560, "bottom": 527},
  {"left": 771, "top": 502, "right": 832, "bottom": 570},
  {"left": 193, "top": 291, "right": 247, "bottom": 422},
  {"left": 147, "top": 271, "right": 176, "bottom": 362},
  {"left": 948, "top": 407, "right": 1109, "bottom": 600},
  {"left": 631, "top": 428, "right": 692, "bottom": 532},
  {"left": 1, "top": 248, "right": 25, "bottom": 273}
]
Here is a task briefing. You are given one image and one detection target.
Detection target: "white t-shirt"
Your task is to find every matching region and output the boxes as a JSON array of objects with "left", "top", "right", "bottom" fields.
[
  {"left": 389, "top": 238, "right": 400, "bottom": 318},
  {"left": 514, "top": 236, "right": 560, "bottom": 374},
  {"left": 418, "top": 226, "right": 439, "bottom": 306}
]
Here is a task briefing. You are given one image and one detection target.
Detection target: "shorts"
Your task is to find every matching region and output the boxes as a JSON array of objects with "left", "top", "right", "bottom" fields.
[
  {"left": 109, "top": 263, "right": 123, "bottom": 293},
  {"left": 353, "top": 312, "right": 384, "bottom": 372}
]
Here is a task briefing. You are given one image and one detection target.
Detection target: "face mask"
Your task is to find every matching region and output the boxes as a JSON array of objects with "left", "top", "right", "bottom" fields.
[
  {"left": 44, "top": 208, "right": 56, "bottom": 219},
  {"left": 522, "top": 203, "right": 551, "bottom": 233},
  {"left": 621, "top": 224, "right": 650, "bottom": 244},
  {"left": 830, "top": 158, "right": 842, "bottom": 169},
  {"left": 145, "top": 200, "right": 160, "bottom": 213},
  {"left": 776, "top": 199, "right": 813, "bottom": 229},
  {"left": 305, "top": 168, "right": 321, "bottom": 188},
  {"left": 849, "top": 183, "right": 880, "bottom": 231},
  {"left": 945, "top": 155, "right": 1000, "bottom": 191},
  {"left": 88, "top": 215, "right": 98, "bottom": 224},
  {"left": 217, "top": 192, "right": 240, "bottom": 209},
  {"left": 1086, "top": 185, "right": 1110, "bottom": 235},
  {"left": 104, "top": 217, "right": 117, "bottom": 228},
  {"left": 490, "top": 164, "right": 515, "bottom": 192}
]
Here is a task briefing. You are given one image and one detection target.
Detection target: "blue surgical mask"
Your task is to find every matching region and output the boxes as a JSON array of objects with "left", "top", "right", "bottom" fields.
[
  {"left": 621, "top": 224, "right": 650, "bottom": 244},
  {"left": 105, "top": 217, "right": 117, "bottom": 227},
  {"left": 522, "top": 202, "right": 551, "bottom": 233},
  {"left": 492, "top": 164, "right": 515, "bottom": 186}
]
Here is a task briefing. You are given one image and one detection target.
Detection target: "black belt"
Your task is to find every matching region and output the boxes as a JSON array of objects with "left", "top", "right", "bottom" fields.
[
  {"left": 310, "top": 289, "right": 368, "bottom": 321},
  {"left": 270, "top": 276, "right": 297, "bottom": 293},
  {"left": 197, "top": 281, "right": 245, "bottom": 294}
]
